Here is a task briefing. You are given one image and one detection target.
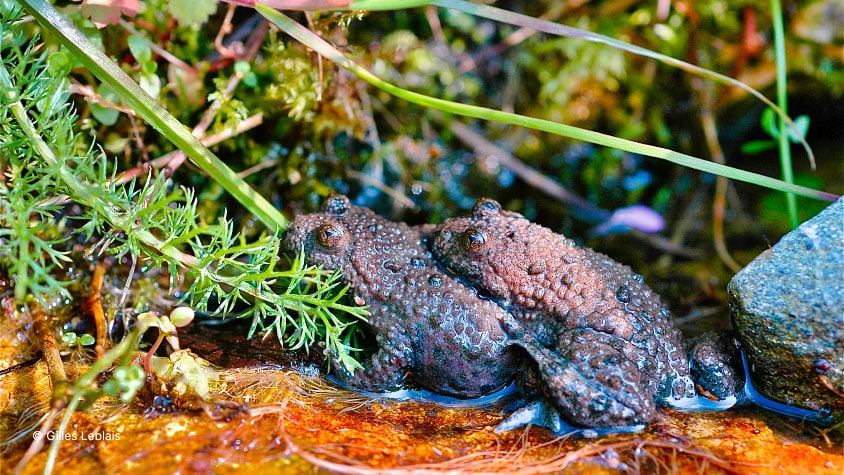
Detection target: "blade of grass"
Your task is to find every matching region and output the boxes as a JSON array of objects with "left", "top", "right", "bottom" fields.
[
  {"left": 432, "top": 0, "right": 816, "bottom": 170},
  {"left": 771, "top": 0, "right": 799, "bottom": 228},
  {"left": 237, "top": 0, "right": 817, "bottom": 171},
  {"left": 18, "top": 0, "right": 288, "bottom": 230},
  {"left": 246, "top": 0, "right": 816, "bottom": 170},
  {"left": 218, "top": 0, "right": 435, "bottom": 10},
  {"left": 257, "top": 5, "right": 838, "bottom": 203},
  {"left": 350, "top": 0, "right": 433, "bottom": 9}
]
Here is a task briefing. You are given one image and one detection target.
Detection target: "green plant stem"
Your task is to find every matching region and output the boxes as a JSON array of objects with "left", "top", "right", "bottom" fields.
[
  {"left": 350, "top": 0, "right": 432, "bottom": 8},
  {"left": 257, "top": 5, "right": 838, "bottom": 203},
  {"left": 43, "top": 391, "right": 81, "bottom": 475},
  {"left": 217, "top": 0, "right": 435, "bottom": 9},
  {"left": 17, "top": 0, "right": 287, "bottom": 230},
  {"left": 238, "top": 0, "right": 816, "bottom": 169},
  {"left": 771, "top": 0, "right": 799, "bottom": 228},
  {"left": 240, "top": 0, "right": 815, "bottom": 168},
  {"left": 13, "top": 199, "right": 32, "bottom": 302}
]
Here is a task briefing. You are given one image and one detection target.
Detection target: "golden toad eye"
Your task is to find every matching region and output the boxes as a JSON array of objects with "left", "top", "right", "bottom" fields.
[
  {"left": 316, "top": 222, "right": 346, "bottom": 249},
  {"left": 460, "top": 228, "right": 487, "bottom": 255}
]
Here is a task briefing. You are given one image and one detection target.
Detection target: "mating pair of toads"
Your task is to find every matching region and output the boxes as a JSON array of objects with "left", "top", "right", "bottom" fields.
[{"left": 281, "top": 194, "right": 738, "bottom": 433}]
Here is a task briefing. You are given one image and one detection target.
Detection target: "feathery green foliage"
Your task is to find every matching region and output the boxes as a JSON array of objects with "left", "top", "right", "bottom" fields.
[
  {"left": 0, "top": 5, "right": 367, "bottom": 371},
  {"left": 1, "top": 13, "right": 77, "bottom": 303},
  {"left": 186, "top": 237, "right": 368, "bottom": 370}
]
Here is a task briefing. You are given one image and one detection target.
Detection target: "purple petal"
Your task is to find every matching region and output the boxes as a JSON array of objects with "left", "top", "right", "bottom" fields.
[{"left": 593, "top": 205, "right": 665, "bottom": 236}]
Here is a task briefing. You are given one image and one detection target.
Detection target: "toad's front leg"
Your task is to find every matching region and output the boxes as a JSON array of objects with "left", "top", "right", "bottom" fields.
[{"left": 329, "top": 321, "right": 414, "bottom": 392}]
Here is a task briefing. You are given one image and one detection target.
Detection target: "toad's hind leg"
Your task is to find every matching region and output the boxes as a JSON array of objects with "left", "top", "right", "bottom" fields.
[{"left": 499, "top": 314, "right": 656, "bottom": 428}]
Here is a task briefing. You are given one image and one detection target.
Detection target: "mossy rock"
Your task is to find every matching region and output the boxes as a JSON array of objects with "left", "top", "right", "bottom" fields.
[{"left": 729, "top": 198, "right": 844, "bottom": 422}]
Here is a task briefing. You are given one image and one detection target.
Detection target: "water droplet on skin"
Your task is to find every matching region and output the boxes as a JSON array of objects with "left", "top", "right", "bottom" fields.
[{"left": 428, "top": 275, "right": 443, "bottom": 287}]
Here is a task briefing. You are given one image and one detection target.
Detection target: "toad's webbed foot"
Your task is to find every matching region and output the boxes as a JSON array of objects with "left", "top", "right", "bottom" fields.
[
  {"left": 495, "top": 398, "right": 646, "bottom": 437},
  {"left": 496, "top": 398, "right": 564, "bottom": 433},
  {"left": 498, "top": 313, "right": 656, "bottom": 428}
]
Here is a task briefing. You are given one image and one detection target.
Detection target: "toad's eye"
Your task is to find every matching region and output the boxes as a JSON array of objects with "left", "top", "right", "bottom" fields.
[
  {"left": 460, "top": 228, "right": 487, "bottom": 255},
  {"left": 316, "top": 222, "right": 346, "bottom": 250}
]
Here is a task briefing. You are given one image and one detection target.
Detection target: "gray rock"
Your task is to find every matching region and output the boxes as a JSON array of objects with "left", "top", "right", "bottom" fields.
[{"left": 729, "top": 197, "right": 843, "bottom": 423}]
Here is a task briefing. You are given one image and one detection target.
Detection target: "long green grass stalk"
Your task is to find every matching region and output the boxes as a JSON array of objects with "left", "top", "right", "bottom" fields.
[
  {"left": 225, "top": 0, "right": 816, "bottom": 170},
  {"left": 257, "top": 5, "right": 837, "bottom": 202},
  {"left": 433, "top": 0, "right": 815, "bottom": 170},
  {"left": 770, "top": 0, "right": 799, "bottom": 227}
]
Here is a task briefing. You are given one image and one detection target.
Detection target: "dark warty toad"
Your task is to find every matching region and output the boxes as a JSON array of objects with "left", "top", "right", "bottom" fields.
[
  {"left": 281, "top": 194, "right": 521, "bottom": 399},
  {"left": 430, "top": 198, "right": 738, "bottom": 430}
]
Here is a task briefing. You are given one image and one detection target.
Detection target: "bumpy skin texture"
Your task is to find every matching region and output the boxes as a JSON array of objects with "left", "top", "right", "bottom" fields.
[
  {"left": 430, "top": 198, "right": 697, "bottom": 427},
  {"left": 281, "top": 194, "right": 519, "bottom": 398}
]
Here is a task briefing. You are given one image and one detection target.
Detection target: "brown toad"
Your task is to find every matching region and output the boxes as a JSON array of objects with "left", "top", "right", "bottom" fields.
[
  {"left": 280, "top": 194, "right": 519, "bottom": 398},
  {"left": 430, "top": 198, "right": 707, "bottom": 428}
]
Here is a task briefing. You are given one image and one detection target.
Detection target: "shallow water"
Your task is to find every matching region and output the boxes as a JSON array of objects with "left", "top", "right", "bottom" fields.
[
  {"left": 329, "top": 377, "right": 518, "bottom": 408},
  {"left": 737, "top": 350, "right": 836, "bottom": 425}
]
